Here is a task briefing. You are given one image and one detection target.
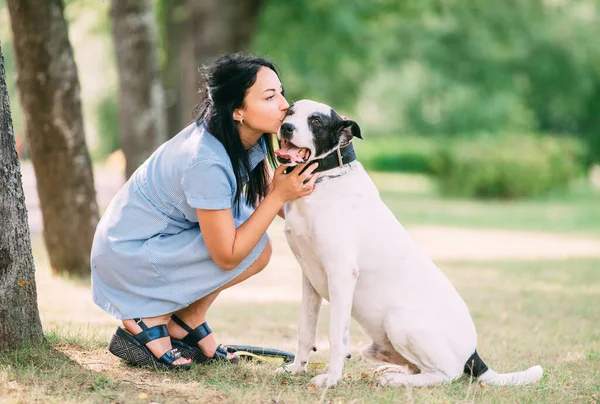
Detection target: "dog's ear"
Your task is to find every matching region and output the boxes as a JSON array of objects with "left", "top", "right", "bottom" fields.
[{"left": 337, "top": 120, "right": 362, "bottom": 143}]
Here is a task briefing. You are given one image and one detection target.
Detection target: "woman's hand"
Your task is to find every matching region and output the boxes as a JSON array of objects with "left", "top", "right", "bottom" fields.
[
  {"left": 270, "top": 162, "right": 319, "bottom": 204},
  {"left": 197, "top": 163, "right": 318, "bottom": 270}
]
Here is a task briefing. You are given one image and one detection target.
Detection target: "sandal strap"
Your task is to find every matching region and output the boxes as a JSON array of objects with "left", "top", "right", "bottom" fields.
[
  {"left": 132, "top": 318, "right": 148, "bottom": 330},
  {"left": 170, "top": 314, "right": 212, "bottom": 347},
  {"left": 214, "top": 344, "right": 230, "bottom": 358},
  {"left": 131, "top": 318, "right": 170, "bottom": 346},
  {"left": 159, "top": 347, "right": 183, "bottom": 365}
]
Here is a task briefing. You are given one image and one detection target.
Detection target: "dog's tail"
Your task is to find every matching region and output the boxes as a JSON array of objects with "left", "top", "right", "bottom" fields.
[{"left": 464, "top": 350, "right": 543, "bottom": 386}]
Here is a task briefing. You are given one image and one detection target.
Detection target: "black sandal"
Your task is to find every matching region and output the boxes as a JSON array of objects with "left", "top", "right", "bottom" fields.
[
  {"left": 170, "top": 314, "right": 239, "bottom": 364},
  {"left": 108, "top": 318, "right": 191, "bottom": 371}
]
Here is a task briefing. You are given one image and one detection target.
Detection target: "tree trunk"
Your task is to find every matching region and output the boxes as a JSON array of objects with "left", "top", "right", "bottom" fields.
[
  {"left": 7, "top": 0, "right": 100, "bottom": 277},
  {"left": 111, "top": 0, "right": 166, "bottom": 179},
  {"left": 161, "top": 0, "right": 261, "bottom": 137},
  {"left": 0, "top": 45, "right": 45, "bottom": 351}
]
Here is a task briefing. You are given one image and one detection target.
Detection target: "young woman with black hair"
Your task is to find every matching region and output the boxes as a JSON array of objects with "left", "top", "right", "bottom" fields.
[{"left": 91, "top": 53, "right": 319, "bottom": 370}]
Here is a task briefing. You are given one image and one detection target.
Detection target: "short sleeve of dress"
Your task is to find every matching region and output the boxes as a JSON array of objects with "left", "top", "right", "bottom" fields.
[{"left": 181, "top": 159, "right": 233, "bottom": 210}]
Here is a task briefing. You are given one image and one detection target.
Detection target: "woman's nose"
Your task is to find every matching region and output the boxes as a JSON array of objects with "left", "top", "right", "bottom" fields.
[{"left": 280, "top": 96, "right": 289, "bottom": 110}]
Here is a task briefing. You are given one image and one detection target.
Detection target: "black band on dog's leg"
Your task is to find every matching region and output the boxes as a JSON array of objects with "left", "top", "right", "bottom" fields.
[{"left": 463, "top": 350, "right": 489, "bottom": 378}]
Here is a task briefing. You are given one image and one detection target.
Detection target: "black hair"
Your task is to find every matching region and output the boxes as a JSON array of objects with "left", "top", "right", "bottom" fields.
[{"left": 194, "top": 53, "right": 279, "bottom": 211}]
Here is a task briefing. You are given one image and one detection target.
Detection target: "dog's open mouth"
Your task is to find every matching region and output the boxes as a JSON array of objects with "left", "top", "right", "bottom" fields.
[{"left": 275, "top": 139, "right": 311, "bottom": 164}]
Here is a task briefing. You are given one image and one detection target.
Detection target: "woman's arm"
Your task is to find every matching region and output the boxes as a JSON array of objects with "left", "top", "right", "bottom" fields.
[
  {"left": 196, "top": 192, "right": 282, "bottom": 270},
  {"left": 198, "top": 163, "right": 316, "bottom": 270},
  {"left": 259, "top": 163, "right": 285, "bottom": 219}
]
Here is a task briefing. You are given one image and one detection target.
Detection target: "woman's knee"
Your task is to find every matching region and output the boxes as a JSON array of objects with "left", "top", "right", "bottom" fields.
[
  {"left": 230, "top": 238, "right": 271, "bottom": 282},
  {"left": 255, "top": 238, "right": 272, "bottom": 271}
]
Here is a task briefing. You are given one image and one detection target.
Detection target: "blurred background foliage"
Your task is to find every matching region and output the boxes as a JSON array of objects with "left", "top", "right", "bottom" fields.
[{"left": 1, "top": 0, "right": 599, "bottom": 198}]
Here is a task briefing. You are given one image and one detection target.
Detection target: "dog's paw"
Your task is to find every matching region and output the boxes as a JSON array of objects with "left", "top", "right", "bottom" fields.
[
  {"left": 275, "top": 362, "right": 307, "bottom": 375},
  {"left": 310, "top": 373, "right": 340, "bottom": 388},
  {"left": 376, "top": 373, "right": 401, "bottom": 387},
  {"left": 373, "top": 364, "right": 411, "bottom": 377}
]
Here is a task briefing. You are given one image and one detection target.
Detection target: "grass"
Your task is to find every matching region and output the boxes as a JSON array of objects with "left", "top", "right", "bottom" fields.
[
  {"left": 1, "top": 171, "right": 600, "bottom": 402},
  {"left": 373, "top": 172, "right": 600, "bottom": 236},
  {"left": 2, "top": 259, "right": 599, "bottom": 403}
]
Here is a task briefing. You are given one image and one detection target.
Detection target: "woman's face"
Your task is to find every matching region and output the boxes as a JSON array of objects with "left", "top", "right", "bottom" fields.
[{"left": 236, "top": 67, "right": 289, "bottom": 135}]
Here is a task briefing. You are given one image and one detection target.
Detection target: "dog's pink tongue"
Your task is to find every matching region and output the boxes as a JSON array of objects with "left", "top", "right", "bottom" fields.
[{"left": 276, "top": 145, "right": 305, "bottom": 163}]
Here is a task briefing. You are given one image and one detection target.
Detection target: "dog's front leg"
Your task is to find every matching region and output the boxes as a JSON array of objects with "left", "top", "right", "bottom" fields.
[
  {"left": 310, "top": 264, "right": 358, "bottom": 388},
  {"left": 276, "top": 272, "right": 322, "bottom": 375}
]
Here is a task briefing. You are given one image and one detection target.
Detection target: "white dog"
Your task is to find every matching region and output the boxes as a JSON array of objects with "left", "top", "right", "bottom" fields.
[{"left": 274, "top": 100, "right": 543, "bottom": 388}]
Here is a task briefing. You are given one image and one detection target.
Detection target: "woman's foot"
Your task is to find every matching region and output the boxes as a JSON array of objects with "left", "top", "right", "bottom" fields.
[
  {"left": 167, "top": 315, "right": 237, "bottom": 361},
  {"left": 123, "top": 318, "right": 191, "bottom": 366}
]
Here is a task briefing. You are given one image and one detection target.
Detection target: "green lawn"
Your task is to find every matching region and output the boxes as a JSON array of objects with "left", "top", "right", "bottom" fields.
[
  {"left": 2, "top": 258, "right": 598, "bottom": 403},
  {"left": 1, "top": 172, "right": 599, "bottom": 403},
  {"left": 372, "top": 172, "right": 600, "bottom": 236}
]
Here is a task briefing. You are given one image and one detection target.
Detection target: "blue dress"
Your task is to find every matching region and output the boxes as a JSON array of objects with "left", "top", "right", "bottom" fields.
[{"left": 90, "top": 123, "right": 269, "bottom": 320}]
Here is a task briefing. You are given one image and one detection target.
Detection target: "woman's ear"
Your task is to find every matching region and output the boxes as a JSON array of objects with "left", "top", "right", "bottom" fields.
[{"left": 232, "top": 109, "right": 243, "bottom": 122}]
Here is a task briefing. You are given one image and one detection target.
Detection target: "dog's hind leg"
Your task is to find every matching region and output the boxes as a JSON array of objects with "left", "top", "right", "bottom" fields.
[
  {"left": 378, "top": 309, "right": 464, "bottom": 386},
  {"left": 361, "top": 342, "right": 381, "bottom": 363},
  {"left": 363, "top": 341, "right": 419, "bottom": 377},
  {"left": 377, "top": 371, "right": 451, "bottom": 386},
  {"left": 276, "top": 273, "right": 322, "bottom": 375},
  {"left": 373, "top": 364, "right": 415, "bottom": 377},
  {"left": 363, "top": 341, "right": 419, "bottom": 366},
  {"left": 375, "top": 351, "right": 455, "bottom": 386}
]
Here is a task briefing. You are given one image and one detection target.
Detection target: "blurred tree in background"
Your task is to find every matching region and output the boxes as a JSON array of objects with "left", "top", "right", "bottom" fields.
[
  {"left": 374, "top": 1, "right": 599, "bottom": 138},
  {"left": 254, "top": 0, "right": 600, "bottom": 163},
  {"left": 252, "top": 0, "right": 376, "bottom": 112},
  {"left": 111, "top": 0, "right": 166, "bottom": 179},
  {"left": 7, "top": 0, "right": 99, "bottom": 277},
  {"left": 156, "top": 0, "right": 261, "bottom": 136}
]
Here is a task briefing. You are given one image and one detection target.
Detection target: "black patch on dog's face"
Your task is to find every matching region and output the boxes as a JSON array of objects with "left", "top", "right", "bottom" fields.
[
  {"left": 309, "top": 109, "right": 362, "bottom": 159},
  {"left": 310, "top": 108, "right": 343, "bottom": 158}
]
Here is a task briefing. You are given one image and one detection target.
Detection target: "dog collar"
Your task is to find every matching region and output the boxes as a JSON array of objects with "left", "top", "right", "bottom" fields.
[{"left": 285, "top": 142, "right": 357, "bottom": 175}]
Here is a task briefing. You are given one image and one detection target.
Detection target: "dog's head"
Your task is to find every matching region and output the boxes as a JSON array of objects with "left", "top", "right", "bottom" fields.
[{"left": 275, "top": 100, "right": 362, "bottom": 166}]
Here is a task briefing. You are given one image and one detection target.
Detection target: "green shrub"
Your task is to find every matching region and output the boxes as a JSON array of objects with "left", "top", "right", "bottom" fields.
[
  {"left": 355, "top": 134, "right": 437, "bottom": 174},
  {"left": 430, "top": 133, "right": 584, "bottom": 199},
  {"left": 93, "top": 91, "right": 120, "bottom": 160}
]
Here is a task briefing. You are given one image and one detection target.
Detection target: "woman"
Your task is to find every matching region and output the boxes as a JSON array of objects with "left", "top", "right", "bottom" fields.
[{"left": 91, "top": 53, "right": 319, "bottom": 370}]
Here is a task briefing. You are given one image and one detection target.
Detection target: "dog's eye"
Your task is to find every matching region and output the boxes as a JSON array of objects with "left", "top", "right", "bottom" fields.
[{"left": 311, "top": 118, "right": 322, "bottom": 126}]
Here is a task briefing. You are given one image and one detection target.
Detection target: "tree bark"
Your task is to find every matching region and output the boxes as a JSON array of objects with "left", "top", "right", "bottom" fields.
[
  {"left": 7, "top": 0, "right": 100, "bottom": 277},
  {"left": 111, "top": 0, "right": 166, "bottom": 179},
  {"left": 161, "top": 0, "right": 261, "bottom": 137},
  {"left": 0, "top": 45, "right": 45, "bottom": 351}
]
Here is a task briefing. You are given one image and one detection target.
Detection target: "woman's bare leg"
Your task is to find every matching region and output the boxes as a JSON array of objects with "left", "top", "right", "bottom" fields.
[
  {"left": 167, "top": 239, "right": 272, "bottom": 356},
  {"left": 122, "top": 314, "right": 191, "bottom": 365}
]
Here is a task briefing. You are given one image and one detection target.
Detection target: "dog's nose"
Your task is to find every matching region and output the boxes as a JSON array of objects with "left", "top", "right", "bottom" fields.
[{"left": 280, "top": 122, "right": 295, "bottom": 139}]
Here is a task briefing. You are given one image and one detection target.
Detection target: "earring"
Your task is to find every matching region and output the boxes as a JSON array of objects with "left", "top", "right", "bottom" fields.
[{"left": 239, "top": 118, "right": 244, "bottom": 126}]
